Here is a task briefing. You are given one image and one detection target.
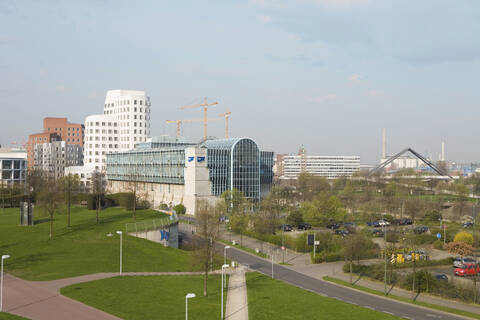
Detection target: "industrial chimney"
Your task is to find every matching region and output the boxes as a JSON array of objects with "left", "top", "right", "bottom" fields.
[
  {"left": 441, "top": 141, "right": 445, "bottom": 161},
  {"left": 382, "top": 128, "right": 386, "bottom": 159}
]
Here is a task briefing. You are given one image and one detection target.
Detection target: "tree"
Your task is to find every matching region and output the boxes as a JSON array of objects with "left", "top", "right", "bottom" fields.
[
  {"left": 91, "top": 170, "right": 107, "bottom": 224},
  {"left": 343, "top": 233, "right": 371, "bottom": 284},
  {"left": 174, "top": 203, "right": 186, "bottom": 215},
  {"left": 297, "top": 172, "right": 330, "bottom": 202},
  {"left": 286, "top": 210, "right": 304, "bottom": 227},
  {"left": 455, "top": 184, "right": 470, "bottom": 217},
  {"left": 194, "top": 200, "right": 221, "bottom": 297},
  {"left": 454, "top": 231, "right": 474, "bottom": 245},
  {"left": 37, "top": 176, "right": 62, "bottom": 240},
  {"left": 59, "top": 173, "right": 80, "bottom": 227}
]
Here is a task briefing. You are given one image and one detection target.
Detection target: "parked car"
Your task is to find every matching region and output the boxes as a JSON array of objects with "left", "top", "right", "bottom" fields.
[
  {"left": 434, "top": 273, "right": 448, "bottom": 281},
  {"left": 282, "top": 224, "right": 293, "bottom": 232},
  {"left": 367, "top": 221, "right": 380, "bottom": 227},
  {"left": 378, "top": 220, "right": 390, "bottom": 226},
  {"left": 463, "top": 221, "right": 474, "bottom": 228},
  {"left": 327, "top": 222, "right": 341, "bottom": 230},
  {"left": 414, "top": 226, "right": 429, "bottom": 234},
  {"left": 455, "top": 263, "right": 480, "bottom": 277},
  {"left": 453, "top": 257, "right": 476, "bottom": 268},
  {"left": 334, "top": 229, "right": 349, "bottom": 237},
  {"left": 371, "top": 229, "right": 384, "bottom": 237},
  {"left": 401, "top": 218, "right": 413, "bottom": 225},
  {"left": 298, "top": 223, "right": 312, "bottom": 230}
]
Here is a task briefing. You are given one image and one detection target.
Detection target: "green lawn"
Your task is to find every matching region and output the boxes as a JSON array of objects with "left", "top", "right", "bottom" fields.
[
  {"left": 0, "top": 312, "right": 29, "bottom": 320},
  {"left": 61, "top": 275, "right": 227, "bottom": 320},
  {"left": 246, "top": 272, "right": 402, "bottom": 320},
  {"left": 0, "top": 207, "right": 195, "bottom": 280}
]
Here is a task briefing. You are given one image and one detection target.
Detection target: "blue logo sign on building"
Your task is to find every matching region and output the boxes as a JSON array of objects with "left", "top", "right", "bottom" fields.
[
  {"left": 188, "top": 156, "right": 194, "bottom": 162},
  {"left": 197, "top": 156, "right": 205, "bottom": 162}
]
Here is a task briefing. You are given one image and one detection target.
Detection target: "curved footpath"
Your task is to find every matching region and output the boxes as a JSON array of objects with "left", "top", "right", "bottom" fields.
[{"left": 2, "top": 271, "right": 215, "bottom": 320}]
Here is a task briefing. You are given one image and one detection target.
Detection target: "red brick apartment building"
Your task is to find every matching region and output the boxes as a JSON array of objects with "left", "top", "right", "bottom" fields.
[{"left": 26, "top": 117, "right": 84, "bottom": 169}]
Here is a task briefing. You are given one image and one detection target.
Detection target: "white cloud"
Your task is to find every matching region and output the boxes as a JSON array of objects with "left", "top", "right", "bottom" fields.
[
  {"left": 348, "top": 73, "right": 362, "bottom": 84},
  {"left": 257, "top": 15, "right": 272, "bottom": 24},
  {"left": 305, "top": 94, "right": 338, "bottom": 104}
]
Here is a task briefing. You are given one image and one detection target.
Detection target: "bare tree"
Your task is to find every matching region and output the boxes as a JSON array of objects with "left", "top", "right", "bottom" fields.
[
  {"left": 91, "top": 170, "right": 107, "bottom": 224},
  {"left": 194, "top": 200, "right": 221, "bottom": 297},
  {"left": 59, "top": 173, "right": 80, "bottom": 227},
  {"left": 37, "top": 176, "right": 62, "bottom": 239}
]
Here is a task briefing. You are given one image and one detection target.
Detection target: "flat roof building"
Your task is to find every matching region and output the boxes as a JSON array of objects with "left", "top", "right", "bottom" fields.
[
  {"left": 106, "top": 136, "right": 274, "bottom": 214},
  {"left": 0, "top": 148, "right": 27, "bottom": 185},
  {"left": 280, "top": 155, "right": 360, "bottom": 179}
]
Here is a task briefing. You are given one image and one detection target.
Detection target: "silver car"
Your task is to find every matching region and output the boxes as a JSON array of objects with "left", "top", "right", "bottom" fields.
[{"left": 453, "top": 257, "right": 476, "bottom": 268}]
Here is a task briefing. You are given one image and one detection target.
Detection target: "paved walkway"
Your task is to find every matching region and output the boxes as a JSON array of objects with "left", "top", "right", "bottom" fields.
[
  {"left": 226, "top": 266, "right": 249, "bottom": 320},
  {"left": 3, "top": 271, "right": 218, "bottom": 320}
]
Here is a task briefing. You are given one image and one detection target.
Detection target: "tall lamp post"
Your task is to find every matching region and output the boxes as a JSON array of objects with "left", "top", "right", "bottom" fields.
[
  {"left": 116, "top": 231, "right": 123, "bottom": 275},
  {"left": 221, "top": 264, "right": 229, "bottom": 320},
  {"left": 185, "top": 293, "right": 196, "bottom": 320},
  {"left": 223, "top": 246, "right": 230, "bottom": 288},
  {"left": 1, "top": 254, "right": 10, "bottom": 312}
]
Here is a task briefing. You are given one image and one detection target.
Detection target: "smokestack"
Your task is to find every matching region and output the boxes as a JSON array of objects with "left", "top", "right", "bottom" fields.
[
  {"left": 441, "top": 141, "right": 445, "bottom": 161},
  {"left": 382, "top": 128, "right": 386, "bottom": 159}
]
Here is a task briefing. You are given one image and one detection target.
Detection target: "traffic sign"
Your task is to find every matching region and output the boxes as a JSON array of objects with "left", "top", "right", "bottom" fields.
[
  {"left": 437, "top": 233, "right": 441, "bottom": 239},
  {"left": 314, "top": 241, "right": 320, "bottom": 245}
]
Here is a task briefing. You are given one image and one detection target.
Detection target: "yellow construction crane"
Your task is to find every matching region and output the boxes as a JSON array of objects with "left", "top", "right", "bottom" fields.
[
  {"left": 165, "top": 118, "right": 221, "bottom": 138},
  {"left": 218, "top": 111, "right": 231, "bottom": 138},
  {"left": 178, "top": 97, "right": 219, "bottom": 140}
]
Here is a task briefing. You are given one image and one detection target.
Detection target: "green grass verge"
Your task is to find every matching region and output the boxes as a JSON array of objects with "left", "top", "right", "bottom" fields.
[
  {"left": 0, "top": 207, "right": 195, "bottom": 280},
  {"left": 246, "top": 272, "right": 402, "bottom": 319},
  {"left": 0, "top": 312, "right": 29, "bottom": 320},
  {"left": 219, "top": 240, "right": 268, "bottom": 259},
  {"left": 323, "top": 276, "right": 480, "bottom": 320},
  {"left": 61, "top": 275, "right": 227, "bottom": 320}
]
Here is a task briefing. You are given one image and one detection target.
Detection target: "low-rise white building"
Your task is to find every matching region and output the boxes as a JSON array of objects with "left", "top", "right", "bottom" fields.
[
  {"left": 281, "top": 155, "right": 360, "bottom": 179},
  {"left": 0, "top": 148, "right": 27, "bottom": 185}
]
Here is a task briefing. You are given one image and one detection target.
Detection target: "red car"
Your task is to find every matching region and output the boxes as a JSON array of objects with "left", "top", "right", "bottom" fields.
[{"left": 454, "top": 263, "right": 480, "bottom": 277}]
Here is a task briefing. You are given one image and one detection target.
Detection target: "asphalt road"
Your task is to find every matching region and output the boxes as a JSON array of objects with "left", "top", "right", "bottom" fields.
[{"left": 223, "top": 245, "right": 470, "bottom": 320}]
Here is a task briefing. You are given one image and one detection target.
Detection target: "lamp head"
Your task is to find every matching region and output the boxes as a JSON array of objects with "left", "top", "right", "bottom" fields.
[
  {"left": 2, "top": 255, "right": 10, "bottom": 260},
  {"left": 186, "top": 293, "right": 196, "bottom": 299},
  {"left": 116, "top": 231, "right": 122, "bottom": 235}
]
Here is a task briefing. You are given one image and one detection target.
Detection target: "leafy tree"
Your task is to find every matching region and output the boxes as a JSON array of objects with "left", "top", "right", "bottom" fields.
[
  {"left": 344, "top": 233, "right": 372, "bottom": 284},
  {"left": 59, "top": 173, "right": 80, "bottom": 227},
  {"left": 286, "top": 210, "right": 304, "bottom": 227},
  {"left": 194, "top": 200, "right": 221, "bottom": 297},
  {"left": 445, "top": 241, "right": 474, "bottom": 258},
  {"left": 455, "top": 183, "right": 470, "bottom": 217},
  {"left": 173, "top": 203, "right": 186, "bottom": 215},
  {"left": 454, "top": 232, "right": 474, "bottom": 246},
  {"left": 297, "top": 172, "right": 330, "bottom": 201}
]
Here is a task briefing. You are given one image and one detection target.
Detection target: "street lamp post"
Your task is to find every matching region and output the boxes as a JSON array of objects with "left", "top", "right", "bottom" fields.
[
  {"left": 221, "top": 264, "right": 229, "bottom": 320},
  {"left": 224, "top": 246, "right": 230, "bottom": 266},
  {"left": 185, "top": 293, "right": 196, "bottom": 320},
  {"left": 116, "top": 231, "right": 123, "bottom": 275},
  {"left": 223, "top": 246, "right": 230, "bottom": 288},
  {"left": 1, "top": 254, "right": 10, "bottom": 312}
]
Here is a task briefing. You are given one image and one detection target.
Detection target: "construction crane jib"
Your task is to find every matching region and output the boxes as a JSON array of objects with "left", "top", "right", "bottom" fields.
[
  {"left": 165, "top": 118, "right": 221, "bottom": 138},
  {"left": 218, "top": 111, "right": 231, "bottom": 139},
  {"left": 178, "top": 97, "right": 219, "bottom": 140}
]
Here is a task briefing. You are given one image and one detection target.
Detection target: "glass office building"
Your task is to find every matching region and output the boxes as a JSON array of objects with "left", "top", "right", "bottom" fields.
[{"left": 106, "top": 136, "right": 274, "bottom": 202}]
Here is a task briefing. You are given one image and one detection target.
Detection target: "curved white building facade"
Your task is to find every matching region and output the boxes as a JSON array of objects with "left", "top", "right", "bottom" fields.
[{"left": 84, "top": 90, "right": 151, "bottom": 171}]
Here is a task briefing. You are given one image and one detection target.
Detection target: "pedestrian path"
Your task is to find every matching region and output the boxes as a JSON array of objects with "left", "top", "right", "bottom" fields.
[
  {"left": 3, "top": 271, "right": 221, "bottom": 320},
  {"left": 226, "top": 266, "right": 249, "bottom": 320}
]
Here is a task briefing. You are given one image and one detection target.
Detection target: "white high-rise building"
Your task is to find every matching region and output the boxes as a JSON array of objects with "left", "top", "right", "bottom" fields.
[
  {"left": 83, "top": 90, "right": 151, "bottom": 171},
  {"left": 281, "top": 155, "right": 361, "bottom": 179}
]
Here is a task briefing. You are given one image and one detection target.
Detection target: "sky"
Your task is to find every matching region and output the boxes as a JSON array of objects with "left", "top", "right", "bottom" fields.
[{"left": 1, "top": 0, "right": 480, "bottom": 164}]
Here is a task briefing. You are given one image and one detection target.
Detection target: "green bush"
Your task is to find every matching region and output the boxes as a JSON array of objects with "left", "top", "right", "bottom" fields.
[
  {"left": 415, "top": 233, "right": 437, "bottom": 245},
  {"left": 433, "top": 240, "right": 444, "bottom": 250},
  {"left": 159, "top": 203, "right": 169, "bottom": 210},
  {"left": 313, "top": 250, "right": 345, "bottom": 263},
  {"left": 174, "top": 204, "right": 186, "bottom": 215},
  {"left": 105, "top": 193, "right": 135, "bottom": 210}
]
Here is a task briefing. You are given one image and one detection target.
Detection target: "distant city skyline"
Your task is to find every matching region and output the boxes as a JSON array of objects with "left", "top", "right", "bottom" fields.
[{"left": 1, "top": 1, "right": 480, "bottom": 164}]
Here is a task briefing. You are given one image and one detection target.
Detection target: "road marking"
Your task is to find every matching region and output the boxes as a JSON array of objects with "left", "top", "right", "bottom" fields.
[
  {"left": 383, "top": 311, "right": 394, "bottom": 315},
  {"left": 364, "top": 306, "right": 376, "bottom": 311},
  {"left": 426, "top": 314, "right": 441, "bottom": 318},
  {"left": 403, "top": 317, "right": 415, "bottom": 320}
]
